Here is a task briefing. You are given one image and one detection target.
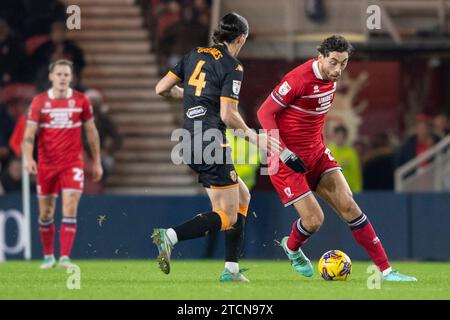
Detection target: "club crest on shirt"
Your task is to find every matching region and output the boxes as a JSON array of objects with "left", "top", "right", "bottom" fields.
[
  {"left": 313, "top": 85, "right": 319, "bottom": 93},
  {"left": 278, "top": 81, "right": 292, "bottom": 96},
  {"left": 232, "top": 80, "right": 241, "bottom": 95},
  {"left": 68, "top": 99, "right": 76, "bottom": 107},
  {"left": 44, "top": 101, "right": 51, "bottom": 109}
]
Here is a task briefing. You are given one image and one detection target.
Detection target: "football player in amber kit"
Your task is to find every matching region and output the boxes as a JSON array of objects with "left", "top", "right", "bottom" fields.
[{"left": 152, "top": 13, "right": 279, "bottom": 281}]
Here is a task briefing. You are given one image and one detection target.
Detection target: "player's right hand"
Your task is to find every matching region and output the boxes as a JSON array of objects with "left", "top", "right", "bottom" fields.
[
  {"left": 25, "top": 159, "right": 37, "bottom": 175},
  {"left": 279, "top": 148, "right": 307, "bottom": 173},
  {"left": 92, "top": 161, "right": 103, "bottom": 182}
]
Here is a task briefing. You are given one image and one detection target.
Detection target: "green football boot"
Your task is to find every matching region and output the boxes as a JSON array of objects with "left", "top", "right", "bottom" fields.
[
  {"left": 151, "top": 228, "right": 173, "bottom": 274},
  {"left": 382, "top": 269, "right": 417, "bottom": 282},
  {"left": 281, "top": 236, "right": 314, "bottom": 277},
  {"left": 219, "top": 268, "right": 250, "bottom": 282},
  {"left": 40, "top": 255, "right": 56, "bottom": 269}
]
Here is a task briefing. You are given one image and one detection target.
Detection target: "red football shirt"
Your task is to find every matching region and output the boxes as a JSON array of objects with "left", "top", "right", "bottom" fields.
[
  {"left": 270, "top": 58, "right": 336, "bottom": 163},
  {"left": 27, "top": 88, "right": 94, "bottom": 168}
]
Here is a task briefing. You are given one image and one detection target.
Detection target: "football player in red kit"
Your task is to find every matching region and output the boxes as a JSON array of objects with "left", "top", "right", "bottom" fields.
[
  {"left": 257, "top": 35, "right": 416, "bottom": 282},
  {"left": 23, "top": 59, "right": 103, "bottom": 269}
]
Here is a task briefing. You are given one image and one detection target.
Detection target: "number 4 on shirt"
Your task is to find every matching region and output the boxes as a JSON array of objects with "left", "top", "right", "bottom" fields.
[{"left": 188, "top": 60, "right": 207, "bottom": 96}]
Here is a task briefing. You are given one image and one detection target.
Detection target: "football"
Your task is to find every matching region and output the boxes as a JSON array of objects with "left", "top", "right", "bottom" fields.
[{"left": 318, "top": 250, "right": 352, "bottom": 281}]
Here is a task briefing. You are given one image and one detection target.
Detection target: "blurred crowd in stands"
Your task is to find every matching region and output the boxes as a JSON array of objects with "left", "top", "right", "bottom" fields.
[
  {"left": 142, "top": 0, "right": 211, "bottom": 74},
  {"left": 1, "top": 0, "right": 449, "bottom": 195},
  {"left": 0, "top": 0, "right": 122, "bottom": 195},
  {"left": 328, "top": 113, "right": 450, "bottom": 192}
]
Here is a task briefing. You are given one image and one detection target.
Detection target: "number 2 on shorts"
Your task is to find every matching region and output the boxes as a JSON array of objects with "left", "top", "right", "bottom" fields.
[{"left": 72, "top": 168, "right": 84, "bottom": 182}]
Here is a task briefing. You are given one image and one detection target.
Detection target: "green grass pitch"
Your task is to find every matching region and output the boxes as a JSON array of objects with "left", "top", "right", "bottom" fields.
[{"left": 0, "top": 260, "right": 449, "bottom": 300}]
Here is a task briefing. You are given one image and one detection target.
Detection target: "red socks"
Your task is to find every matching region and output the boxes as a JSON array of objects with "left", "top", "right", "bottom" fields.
[
  {"left": 59, "top": 218, "right": 77, "bottom": 257},
  {"left": 39, "top": 217, "right": 78, "bottom": 257},
  {"left": 349, "top": 214, "right": 391, "bottom": 272},
  {"left": 286, "top": 219, "right": 311, "bottom": 251},
  {"left": 286, "top": 214, "right": 391, "bottom": 273},
  {"left": 38, "top": 219, "right": 55, "bottom": 256}
]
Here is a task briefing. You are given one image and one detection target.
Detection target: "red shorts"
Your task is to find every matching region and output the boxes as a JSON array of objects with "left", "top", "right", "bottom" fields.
[
  {"left": 269, "top": 147, "right": 341, "bottom": 207},
  {"left": 37, "top": 165, "right": 84, "bottom": 197}
]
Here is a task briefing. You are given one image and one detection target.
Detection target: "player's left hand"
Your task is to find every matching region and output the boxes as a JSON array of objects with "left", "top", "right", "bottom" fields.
[
  {"left": 279, "top": 148, "right": 307, "bottom": 173},
  {"left": 92, "top": 161, "right": 103, "bottom": 182}
]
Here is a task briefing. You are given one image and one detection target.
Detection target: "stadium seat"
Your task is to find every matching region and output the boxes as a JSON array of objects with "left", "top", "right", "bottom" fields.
[
  {"left": 0, "top": 83, "right": 36, "bottom": 104},
  {"left": 25, "top": 34, "right": 50, "bottom": 56}
]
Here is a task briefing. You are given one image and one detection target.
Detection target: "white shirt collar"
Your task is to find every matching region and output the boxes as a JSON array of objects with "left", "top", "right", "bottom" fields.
[
  {"left": 47, "top": 88, "right": 73, "bottom": 99},
  {"left": 312, "top": 60, "right": 323, "bottom": 80}
]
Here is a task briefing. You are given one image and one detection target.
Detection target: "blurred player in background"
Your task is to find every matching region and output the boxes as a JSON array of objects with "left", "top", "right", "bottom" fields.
[
  {"left": 23, "top": 59, "right": 103, "bottom": 269},
  {"left": 152, "top": 12, "right": 279, "bottom": 281},
  {"left": 328, "top": 125, "right": 362, "bottom": 192},
  {"left": 257, "top": 35, "right": 416, "bottom": 282}
]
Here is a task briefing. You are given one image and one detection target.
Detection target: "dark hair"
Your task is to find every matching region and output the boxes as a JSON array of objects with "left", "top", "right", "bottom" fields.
[
  {"left": 49, "top": 59, "right": 74, "bottom": 73},
  {"left": 212, "top": 12, "right": 249, "bottom": 44},
  {"left": 334, "top": 125, "right": 348, "bottom": 136},
  {"left": 317, "top": 35, "right": 354, "bottom": 57}
]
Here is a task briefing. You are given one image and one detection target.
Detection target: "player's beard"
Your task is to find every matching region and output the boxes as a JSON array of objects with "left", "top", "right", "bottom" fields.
[{"left": 328, "top": 73, "right": 340, "bottom": 82}]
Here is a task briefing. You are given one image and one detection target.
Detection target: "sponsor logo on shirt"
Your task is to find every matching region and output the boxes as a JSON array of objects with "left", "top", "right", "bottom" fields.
[
  {"left": 278, "top": 81, "right": 292, "bottom": 96},
  {"left": 232, "top": 80, "right": 241, "bottom": 95},
  {"left": 40, "top": 107, "right": 83, "bottom": 128},
  {"left": 186, "top": 105, "right": 207, "bottom": 119},
  {"left": 318, "top": 93, "right": 334, "bottom": 104},
  {"left": 49, "top": 110, "right": 74, "bottom": 126},
  {"left": 314, "top": 93, "right": 334, "bottom": 112}
]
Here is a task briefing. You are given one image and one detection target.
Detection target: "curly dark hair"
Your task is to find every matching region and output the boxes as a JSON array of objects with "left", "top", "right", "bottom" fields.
[
  {"left": 317, "top": 35, "right": 354, "bottom": 57},
  {"left": 212, "top": 12, "right": 249, "bottom": 44}
]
